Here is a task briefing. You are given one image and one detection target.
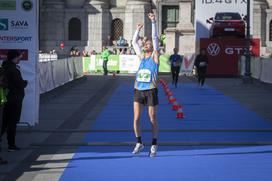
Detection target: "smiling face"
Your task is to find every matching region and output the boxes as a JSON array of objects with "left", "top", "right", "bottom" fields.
[{"left": 144, "top": 40, "right": 153, "bottom": 52}]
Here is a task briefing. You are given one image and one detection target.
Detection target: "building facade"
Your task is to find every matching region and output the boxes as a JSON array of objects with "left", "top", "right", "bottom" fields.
[{"left": 39, "top": 0, "right": 272, "bottom": 56}]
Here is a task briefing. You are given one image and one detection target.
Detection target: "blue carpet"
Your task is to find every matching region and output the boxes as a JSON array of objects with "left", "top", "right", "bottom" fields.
[{"left": 59, "top": 82, "right": 272, "bottom": 181}]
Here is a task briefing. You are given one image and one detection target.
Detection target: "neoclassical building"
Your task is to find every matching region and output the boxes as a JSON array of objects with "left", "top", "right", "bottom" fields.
[{"left": 39, "top": 0, "right": 272, "bottom": 55}]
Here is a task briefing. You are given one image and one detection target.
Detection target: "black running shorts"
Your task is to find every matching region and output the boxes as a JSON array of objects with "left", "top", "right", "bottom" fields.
[{"left": 134, "top": 88, "right": 158, "bottom": 106}]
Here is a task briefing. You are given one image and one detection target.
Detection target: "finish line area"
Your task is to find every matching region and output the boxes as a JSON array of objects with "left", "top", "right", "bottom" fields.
[{"left": 57, "top": 82, "right": 272, "bottom": 181}]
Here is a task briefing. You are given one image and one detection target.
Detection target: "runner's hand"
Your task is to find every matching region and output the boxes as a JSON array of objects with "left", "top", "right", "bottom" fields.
[{"left": 137, "top": 24, "right": 143, "bottom": 30}]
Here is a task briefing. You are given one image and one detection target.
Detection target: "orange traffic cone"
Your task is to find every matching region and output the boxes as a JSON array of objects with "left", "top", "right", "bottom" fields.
[
  {"left": 177, "top": 108, "right": 184, "bottom": 119},
  {"left": 167, "top": 91, "right": 173, "bottom": 97},
  {"left": 165, "top": 88, "right": 170, "bottom": 94},
  {"left": 168, "top": 96, "right": 176, "bottom": 103},
  {"left": 172, "top": 101, "right": 182, "bottom": 111}
]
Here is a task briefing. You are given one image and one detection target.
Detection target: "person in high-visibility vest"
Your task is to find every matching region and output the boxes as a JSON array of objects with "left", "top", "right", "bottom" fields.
[
  {"left": 160, "top": 33, "right": 166, "bottom": 50},
  {"left": 101, "top": 47, "right": 110, "bottom": 75},
  {"left": 0, "top": 66, "right": 7, "bottom": 165},
  {"left": 1, "top": 50, "right": 28, "bottom": 152},
  {"left": 132, "top": 12, "right": 159, "bottom": 157}
]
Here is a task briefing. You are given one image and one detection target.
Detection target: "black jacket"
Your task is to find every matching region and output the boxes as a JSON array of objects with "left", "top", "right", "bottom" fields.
[{"left": 2, "top": 60, "right": 27, "bottom": 100}]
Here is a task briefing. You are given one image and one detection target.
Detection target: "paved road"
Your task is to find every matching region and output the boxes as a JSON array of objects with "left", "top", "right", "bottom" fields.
[{"left": 0, "top": 75, "right": 271, "bottom": 181}]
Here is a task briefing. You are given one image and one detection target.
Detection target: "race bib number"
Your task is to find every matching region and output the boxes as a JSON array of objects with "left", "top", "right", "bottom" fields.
[
  {"left": 137, "top": 69, "right": 151, "bottom": 83},
  {"left": 199, "top": 62, "right": 207, "bottom": 67},
  {"left": 173, "top": 62, "right": 181, "bottom": 67}
]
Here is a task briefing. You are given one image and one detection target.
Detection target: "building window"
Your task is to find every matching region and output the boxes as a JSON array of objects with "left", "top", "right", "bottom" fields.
[
  {"left": 111, "top": 18, "right": 123, "bottom": 40},
  {"left": 270, "top": 20, "right": 272, "bottom": 41},
  {"left": 68, "top": 18, "right": 81, "bottom": 41},
  {"left": 162, "top": 5, "right": 179, "bottom": 33}
]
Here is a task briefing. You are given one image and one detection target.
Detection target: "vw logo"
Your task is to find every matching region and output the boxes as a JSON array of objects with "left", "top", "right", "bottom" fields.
[{"left": 207, "top": 43, "right": 220, "bottom": 56}]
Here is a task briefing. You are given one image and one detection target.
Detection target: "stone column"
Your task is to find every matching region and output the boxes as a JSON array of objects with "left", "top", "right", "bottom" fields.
[
  {"left": 268, "top": 0, "right": 272, "bottom": 7},
  {"left": 177, "top": 0, "right": 194, "bottom": 31},
  {"left": 40, "top": 0, "right": 65, "bottom": 53},
  {"left": 253, "top": 0, "right": 268, "bottom": 47},
  {"left": 66, "top": 0, "right": 85, "bottom": 8},
  {"left": 124, "top": 0, "right": 151, "bottom": 43},
  {"left": 85, "top": 0, "right": 110, "bottom": 52},
  {"left": 165, "top": 0, "right": 195, "bottom": 54}
]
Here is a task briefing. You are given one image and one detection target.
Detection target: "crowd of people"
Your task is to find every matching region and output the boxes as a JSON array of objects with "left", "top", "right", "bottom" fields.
[
  {"left": 68, "top": 36, "right": 208, "bottom": 86},
  {"left": 69, "top": 33, "right": 166, "bottom": 58}
]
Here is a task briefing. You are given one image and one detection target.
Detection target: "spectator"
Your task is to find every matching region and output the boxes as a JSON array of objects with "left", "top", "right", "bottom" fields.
[
  {"left": 70, "top": 47, "right": 76, "bottom": 56},
  {"left": 106, "top": 35, "right": 113, "bottom": 46},
  {"left": 1, "top": 50, "right": 28, "bottom": 152},
  {"left": 128, "top": 40, "right": 133, "bottom": 48},
  {"left": 160, "top": 33, "right": 166, "bottom": 50},
  {"left": 101, "top": 47, "right": 110, "bottom": 75},
  {"left": 120, "top": 48, "right": 127, "bottom": 55},
  {"left": 90, "top": 50, "right": 97, "bottom": 55},
  {"left": 0, "top": 66, "right": 7, "bottom": 165},
  {"left": 118, "top": 48, "right": 122, "bottom": 55},
  {"left": 160, "top": 33, "right": 166, "bottom": 46},
  {"left": 75, "top": 49, "right": 81, "bottom": 56},
  {"left": 117, "top": 36, "right": 127, "bottom": 46},
  {"left": 82, "top": 50, "right": 89, "bottom": 57},
  {"left": 127, "top": 47, "right": 135, "bottom": 55},
  {"left": 113, "top": 48, "right": 118, "bottom": 55}
]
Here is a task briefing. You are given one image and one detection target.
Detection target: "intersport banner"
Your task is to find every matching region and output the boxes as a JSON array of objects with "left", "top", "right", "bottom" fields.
[
  {"left": 195, "top": 0, "right": 253, "bottom": 40},
  {"left": 0, "top": 0, "right": 39, "bottom": 125}
]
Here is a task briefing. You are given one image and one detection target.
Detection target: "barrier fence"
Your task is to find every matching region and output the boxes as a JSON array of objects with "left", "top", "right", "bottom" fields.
[
  {"left": 39, "top": 55, "right": 272, "bottom": 95},
  {"left": 239, "top": 57, "right": 272, "bottom": 84},
  {"left": 39, "top": 57, "right": 83, "bottom": 94}
]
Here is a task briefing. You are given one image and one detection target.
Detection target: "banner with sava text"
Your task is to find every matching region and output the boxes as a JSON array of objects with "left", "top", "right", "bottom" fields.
[{"left": 0, "top": 0, "right": 39, "bottom": 126}]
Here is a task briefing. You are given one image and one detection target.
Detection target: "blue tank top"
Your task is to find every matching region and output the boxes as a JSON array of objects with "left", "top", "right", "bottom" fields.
[{"left": 134, "top": 56, "right": 158, "bottom": 90}]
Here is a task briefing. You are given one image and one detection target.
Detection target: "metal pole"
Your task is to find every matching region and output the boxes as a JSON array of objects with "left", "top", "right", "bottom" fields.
[{"left": 244, "top": 0, "right": 251, "bottom": 80}]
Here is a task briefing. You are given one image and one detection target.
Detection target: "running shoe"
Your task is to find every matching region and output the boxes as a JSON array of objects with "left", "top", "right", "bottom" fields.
[
  {"left": 8, "top": 145, "right": 21, "bottom": 152},
  {"left": 149, "top": 145, "right": 158, "bottom": 157},
  {"left": 132, "top": 143, "right": 144, "bottom": 154}
]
